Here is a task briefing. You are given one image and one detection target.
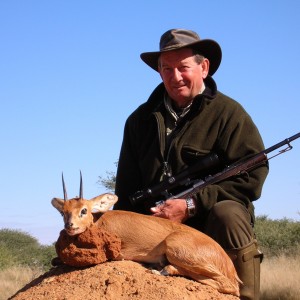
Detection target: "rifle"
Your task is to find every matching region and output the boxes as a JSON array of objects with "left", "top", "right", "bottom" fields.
[{"left": 130, "top": 132, "right": 300, "bottom": 206}]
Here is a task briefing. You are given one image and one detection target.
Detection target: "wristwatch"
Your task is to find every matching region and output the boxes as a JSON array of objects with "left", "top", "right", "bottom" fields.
[{"left": 185, "top": 197, "right": 196, "bottom": 218}]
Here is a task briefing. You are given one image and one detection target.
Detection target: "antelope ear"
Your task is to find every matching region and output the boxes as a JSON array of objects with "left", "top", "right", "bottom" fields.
[
  {"left": 51, "top": 198, "right": 65, "bottom": 213},
  {"left": 90, "top": 193, "right": 118, "bottom": 213}
]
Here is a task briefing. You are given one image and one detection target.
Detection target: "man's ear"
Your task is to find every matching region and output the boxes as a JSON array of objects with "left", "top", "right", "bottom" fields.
[
  {"left": 201, "top": 58, "right": 210, "bottom": 78},
  {"left": 90, "top": 194, "right": 118, "bottom": 213},
  {"left": 51, "top": 198, "right": 65, "bottom": 213}
]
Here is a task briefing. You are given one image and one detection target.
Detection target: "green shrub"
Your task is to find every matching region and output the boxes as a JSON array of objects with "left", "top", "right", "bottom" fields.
[
  {"left": 0, "top": 244, "right": 17, "bottom": 269},
  {"left": 255, "top": 215, "right": 300, "bottom": 256},
  {"left": 0, "top": 228, "right": 56, "bottom": 271}
]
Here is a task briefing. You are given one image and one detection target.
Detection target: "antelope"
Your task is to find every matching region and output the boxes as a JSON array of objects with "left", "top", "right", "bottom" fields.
[{"left": 51, "top": 173, "right": 240, "bottom": 297}]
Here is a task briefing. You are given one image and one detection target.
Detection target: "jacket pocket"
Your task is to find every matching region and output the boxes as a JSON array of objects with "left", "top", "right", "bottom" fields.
[
  {"left": 181, "top": 146, "right": 221, "bottom": 178},
  {"left": 181, "top": 146, "right": 210, "bottom": 165}
]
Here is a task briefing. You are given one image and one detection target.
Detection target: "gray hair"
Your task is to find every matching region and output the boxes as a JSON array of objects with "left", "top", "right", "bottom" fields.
[{"left": 157, "top": 49, "right": 206, "bottom": 69}]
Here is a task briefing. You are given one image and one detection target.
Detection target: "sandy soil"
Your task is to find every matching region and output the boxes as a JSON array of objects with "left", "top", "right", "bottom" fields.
[{"left": 10, "top": 260, "right": 239, "bottom": 300}]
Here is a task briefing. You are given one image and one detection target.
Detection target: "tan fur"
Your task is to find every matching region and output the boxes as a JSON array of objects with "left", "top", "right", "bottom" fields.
[{"left": 52, "top": 193, "right": 240, "bottom": 296}]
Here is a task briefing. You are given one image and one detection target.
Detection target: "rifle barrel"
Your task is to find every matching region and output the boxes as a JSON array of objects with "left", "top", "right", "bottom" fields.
[
  {"left": 173, "top": 133, "right": 300, "bottom": 200},
  {"left": 265, "top": 132, "right": 300, "bottom": 154}
]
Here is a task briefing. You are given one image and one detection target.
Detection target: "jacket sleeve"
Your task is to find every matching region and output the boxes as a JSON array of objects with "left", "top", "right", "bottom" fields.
[
  {"left": 195, "top": 105, "right": 269, "bottom": 217},
  {"left": 114, "top": 115, "right": 142, "bottom": 211}
]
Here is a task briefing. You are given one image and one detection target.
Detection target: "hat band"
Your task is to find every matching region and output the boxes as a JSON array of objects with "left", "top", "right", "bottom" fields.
[{"left": 161, "top": 43, "right": 191, "bottom": 52}]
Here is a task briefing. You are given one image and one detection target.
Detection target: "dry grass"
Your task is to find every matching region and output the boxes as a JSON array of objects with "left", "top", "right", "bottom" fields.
[
  {"left": 1, "top": 254, "right": 300, "bottom": 300},
  {"left": 0, "top": 265, "right": 43, "bottom": 300},
  {"left": 260, "top": 254, "right": 300, "bottom": 300}
]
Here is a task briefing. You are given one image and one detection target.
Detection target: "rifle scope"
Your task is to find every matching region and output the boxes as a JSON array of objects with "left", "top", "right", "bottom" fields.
[{"left": 129, "top": 152, "right": 220, "bottom": 206}]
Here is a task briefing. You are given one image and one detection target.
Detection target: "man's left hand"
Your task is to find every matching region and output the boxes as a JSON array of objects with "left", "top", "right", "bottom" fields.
[{"left": 150, "top": 199, "right": 188, "bottom": 223}]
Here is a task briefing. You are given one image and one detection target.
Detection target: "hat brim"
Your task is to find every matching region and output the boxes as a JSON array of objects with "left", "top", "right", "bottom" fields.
[{"left": 140, "top": 39, "right": 222, "bottom": 76}]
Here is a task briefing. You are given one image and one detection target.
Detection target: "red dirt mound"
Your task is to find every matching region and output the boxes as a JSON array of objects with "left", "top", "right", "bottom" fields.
[
  {"left": 55, "top": 225, "right": 121, "bottom": 266},
  {"left": 10, "top": 260, "right": 239, "bottom": 300}
]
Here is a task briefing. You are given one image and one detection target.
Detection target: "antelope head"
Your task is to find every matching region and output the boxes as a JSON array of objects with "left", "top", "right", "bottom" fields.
[{"left": 51, "top": 172, "right": 118, "bottom": 235}]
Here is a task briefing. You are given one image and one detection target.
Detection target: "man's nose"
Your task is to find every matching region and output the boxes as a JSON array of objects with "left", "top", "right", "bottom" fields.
[{"left": 172, "top": 68, "right": 182, "bottom": 81}]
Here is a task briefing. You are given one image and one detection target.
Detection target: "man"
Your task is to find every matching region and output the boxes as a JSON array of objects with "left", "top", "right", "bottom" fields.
[{"left": 114, "top": 29, "right": 269, "bottom": 299}]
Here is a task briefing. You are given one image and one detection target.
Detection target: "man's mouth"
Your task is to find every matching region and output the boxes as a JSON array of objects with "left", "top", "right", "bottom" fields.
[{"left": 173, "top": 84, "right": 185, "bottom": 89}]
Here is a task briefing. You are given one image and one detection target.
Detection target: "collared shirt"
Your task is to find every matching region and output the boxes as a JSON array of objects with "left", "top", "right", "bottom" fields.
[{"left": 164, "top": 83, "right": 206, "bottom": 136}]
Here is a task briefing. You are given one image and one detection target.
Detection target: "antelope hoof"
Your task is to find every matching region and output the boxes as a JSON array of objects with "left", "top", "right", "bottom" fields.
[
  {"left": 160, "top": 264, "right": 180, "bottom": 276},
  {"left": 51, "top": 257, "right": 64, "bottom": 267}
]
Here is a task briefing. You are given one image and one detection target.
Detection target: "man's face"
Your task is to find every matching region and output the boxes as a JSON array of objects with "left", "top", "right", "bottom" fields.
[{"left": 158, "top": 48, "right": 209, "bottom": 108}]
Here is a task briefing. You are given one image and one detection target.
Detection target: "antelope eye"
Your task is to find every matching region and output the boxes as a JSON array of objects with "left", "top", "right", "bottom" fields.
[{"left": 81, "top": 208, "right": 87, "bottom": 215}]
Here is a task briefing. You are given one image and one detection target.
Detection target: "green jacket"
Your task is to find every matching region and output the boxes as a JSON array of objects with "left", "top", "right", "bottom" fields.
[{"left": 114, "top": 76, "right": 269, "bottom": 229}]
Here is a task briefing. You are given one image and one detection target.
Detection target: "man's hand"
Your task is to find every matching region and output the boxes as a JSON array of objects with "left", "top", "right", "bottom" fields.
[{"left": 150, "top": 199, "right": 188, "bottom": 223}]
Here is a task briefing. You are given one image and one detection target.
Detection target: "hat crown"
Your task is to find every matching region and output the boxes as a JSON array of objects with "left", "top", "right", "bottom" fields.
[{"left": 159, "top": 29, "right": 201, "bottom": 52}]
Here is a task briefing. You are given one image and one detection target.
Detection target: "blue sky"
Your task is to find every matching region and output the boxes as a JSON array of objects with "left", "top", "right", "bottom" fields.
[{"left": 1, "top": 1, "right": 299, "bottom": 245}]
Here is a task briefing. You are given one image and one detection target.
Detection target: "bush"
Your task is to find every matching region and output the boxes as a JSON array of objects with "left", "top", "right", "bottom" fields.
[
  {"left": 0, "top": 244, "right": 17, "bottom": 269},
  {"left": 0, "top": 228, "right": 56, "bottom": 271},
  {"left": 255, "top": 215, "right": 300, "bottom": 256}
]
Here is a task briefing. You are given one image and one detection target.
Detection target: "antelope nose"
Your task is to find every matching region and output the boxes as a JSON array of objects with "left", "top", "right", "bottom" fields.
[{"left": 65, "top": 222, "right": 73, "bottom": 229}]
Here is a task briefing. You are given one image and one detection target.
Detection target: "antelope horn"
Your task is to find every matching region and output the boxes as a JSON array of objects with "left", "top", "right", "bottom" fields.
[
  {"left": 62, "top": 172, "right": 68, "bottom": 201},
  {"left": 79, "top": 170, "right": 83, "bottom": 199}
]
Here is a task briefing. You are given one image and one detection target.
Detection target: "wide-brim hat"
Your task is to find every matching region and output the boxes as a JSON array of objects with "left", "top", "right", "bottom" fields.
[{"left": 140, "top": 29, "right": 222, "bottom": 76}]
